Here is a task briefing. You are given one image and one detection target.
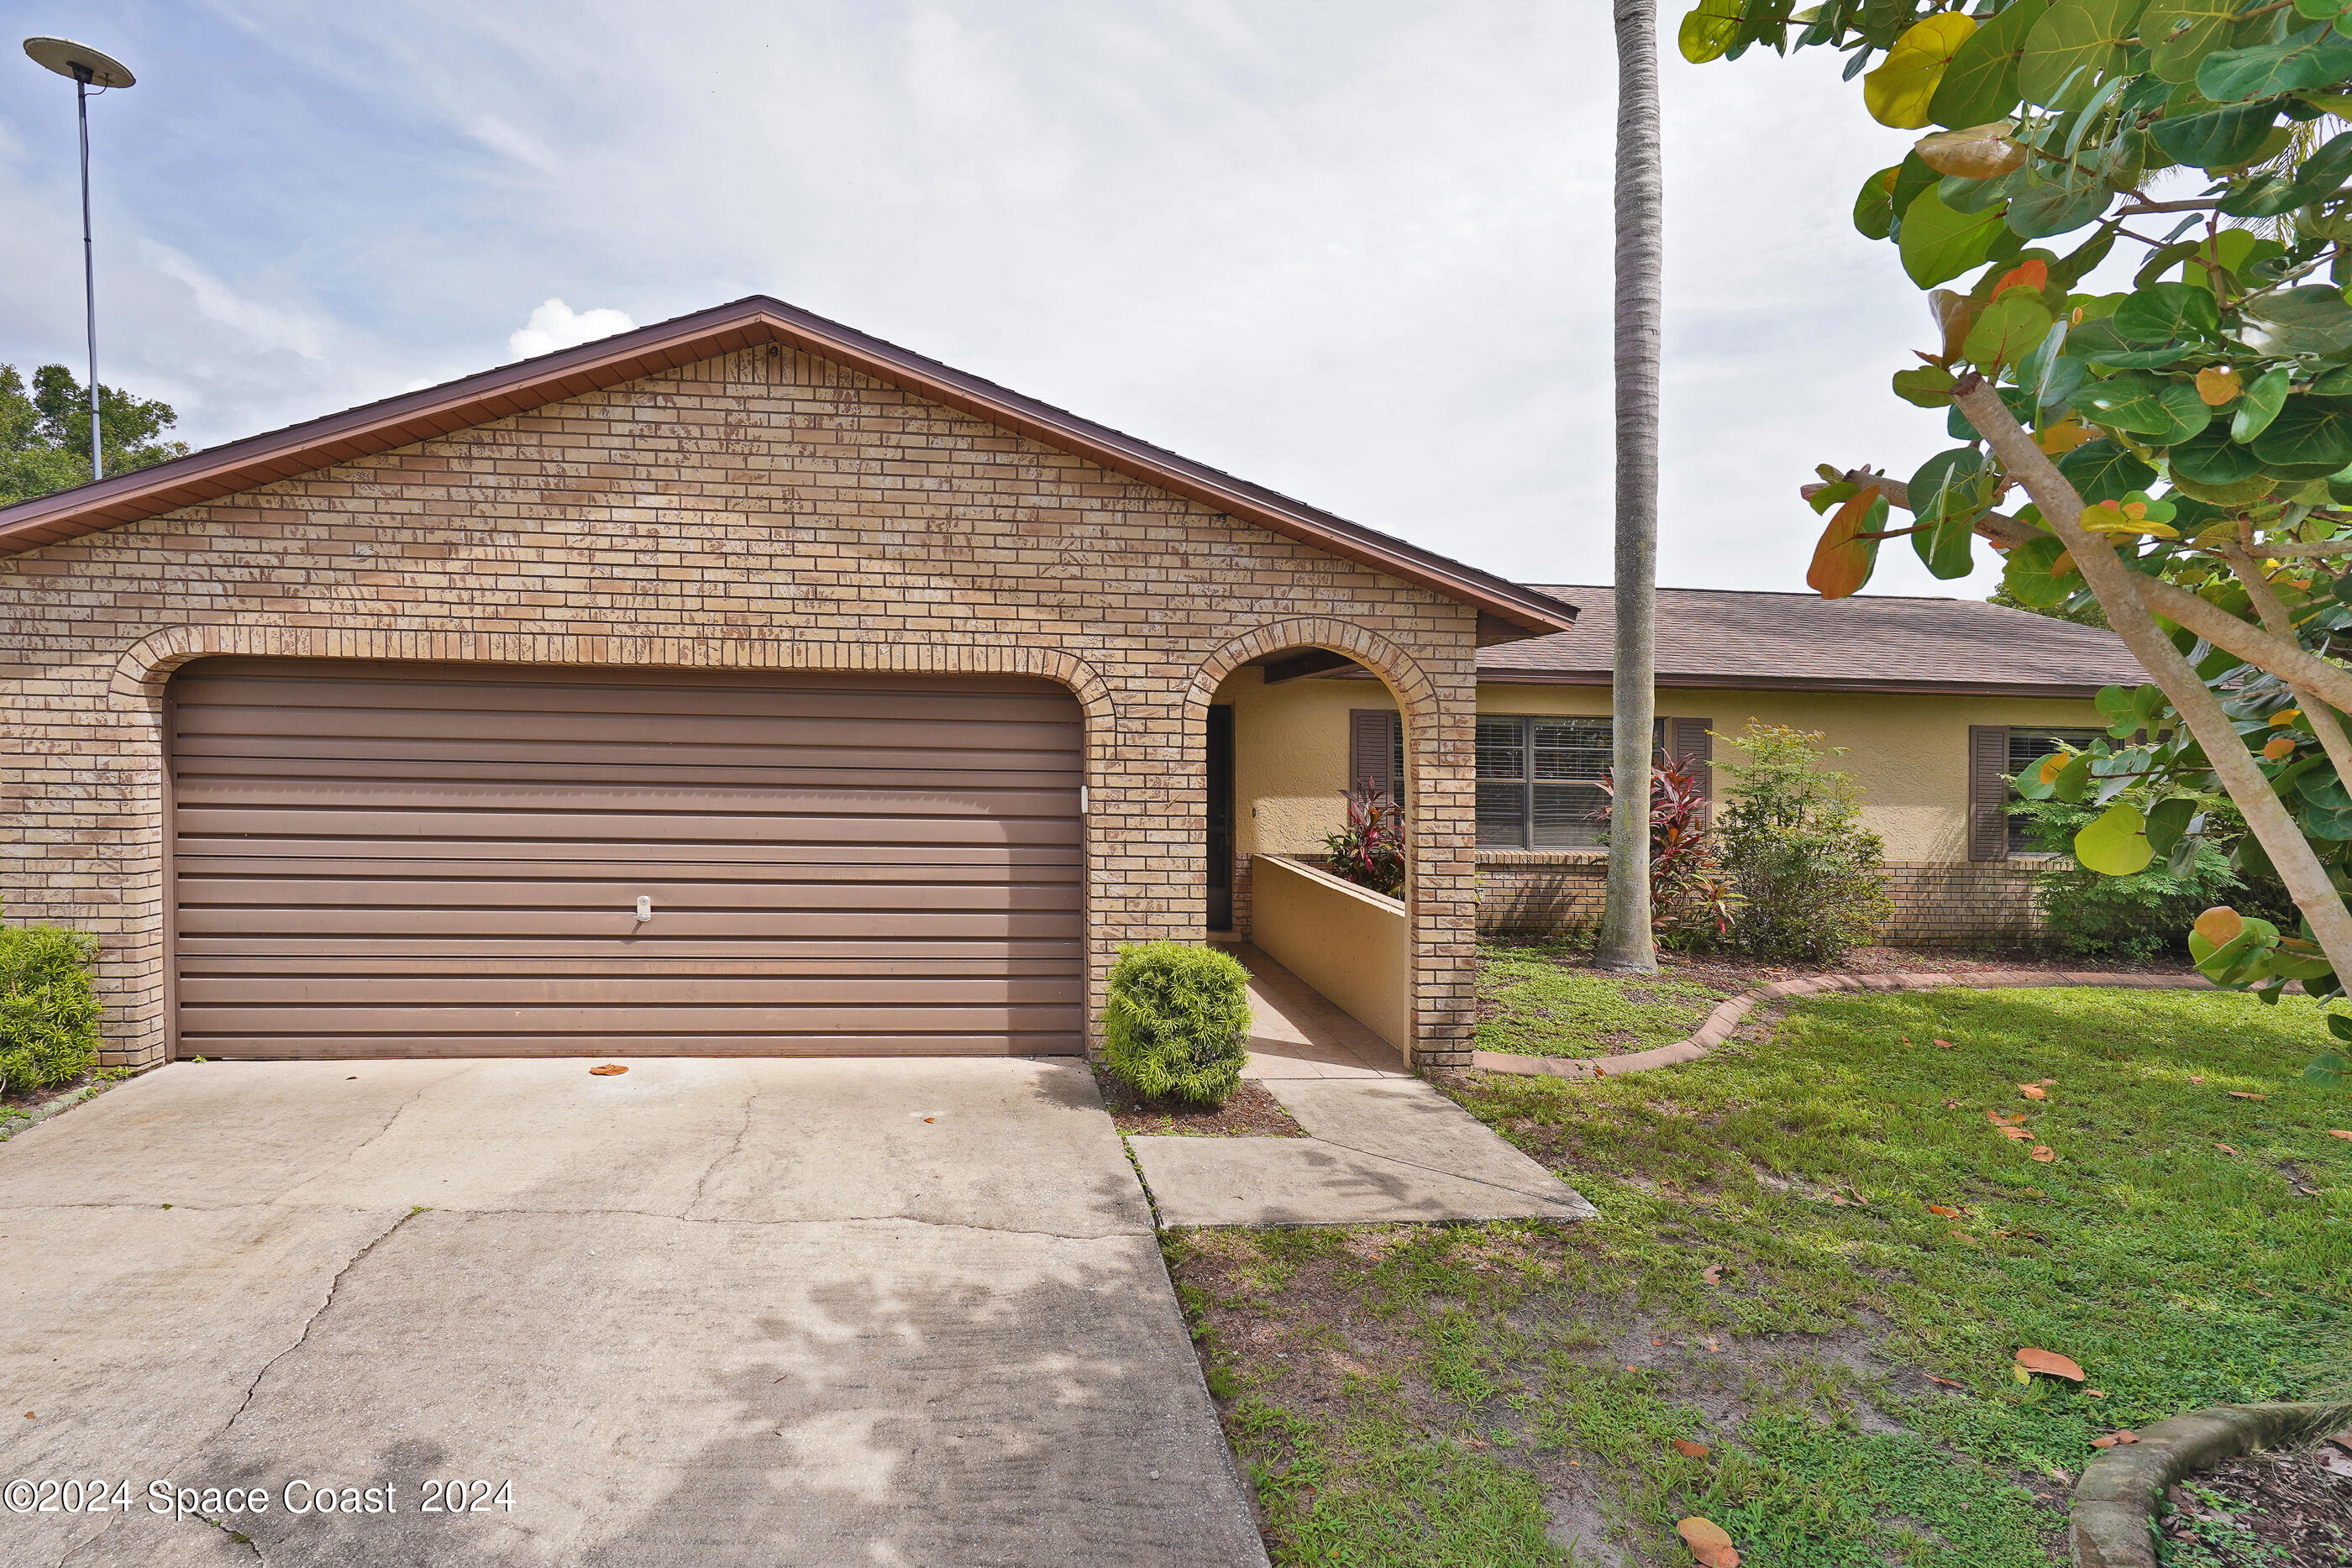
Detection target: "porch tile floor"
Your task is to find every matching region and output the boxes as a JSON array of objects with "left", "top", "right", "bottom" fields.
[
  {"left": 1210, "top": 941, "right": 1409, "bottom": 1081},
  {"left": 1131, "top": 942, "right": 1592, "bottom": 1228}
]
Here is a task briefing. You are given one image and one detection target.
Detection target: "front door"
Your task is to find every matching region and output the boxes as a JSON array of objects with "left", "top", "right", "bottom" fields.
[{"left": 1205, "top": 705, "right": 1233, "bottom": 930}]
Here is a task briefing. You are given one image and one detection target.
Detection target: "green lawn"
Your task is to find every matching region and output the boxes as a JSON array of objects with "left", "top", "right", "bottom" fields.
[
  {"left": 1168, "top": 986, "right": 2352, "bottom": 1566},
  {"left": 1477, "top": 941, "right": 1731, "bottom": 1057}
]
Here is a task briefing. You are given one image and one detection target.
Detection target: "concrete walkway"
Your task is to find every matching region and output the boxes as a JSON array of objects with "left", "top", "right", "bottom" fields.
[
  {"left": 1131, "top": 947, "right": 1593, "bottom": 1228},
  {"left": 0, "top": 1058, "right": 1268, "bottom": 1568}
]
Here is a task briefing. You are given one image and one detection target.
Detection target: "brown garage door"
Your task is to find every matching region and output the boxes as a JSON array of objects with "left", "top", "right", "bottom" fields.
[{"left": 168, "top": 659, "right": 1085, "bottom": 1058}]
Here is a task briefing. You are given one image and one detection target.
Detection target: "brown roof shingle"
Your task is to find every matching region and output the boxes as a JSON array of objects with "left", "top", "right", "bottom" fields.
[{"left": 1476, "top": 586, "right": 2146, "bottom": 698}]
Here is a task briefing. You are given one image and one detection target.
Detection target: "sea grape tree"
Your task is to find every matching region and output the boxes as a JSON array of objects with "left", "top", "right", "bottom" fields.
[{"left": 1684, "top": 0, "right": 2352, "bottom": 1078}]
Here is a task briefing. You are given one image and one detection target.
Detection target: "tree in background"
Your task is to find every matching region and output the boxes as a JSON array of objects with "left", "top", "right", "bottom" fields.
[
  {"left": 1681, "top": 0, "right": 2352, "bottom": 1083},
  {"left": 1599, "top": 0, "right": 1668, "bottom": 973},
  {"left": 1, "top": 364, "right": 187, "bottom": 506}
]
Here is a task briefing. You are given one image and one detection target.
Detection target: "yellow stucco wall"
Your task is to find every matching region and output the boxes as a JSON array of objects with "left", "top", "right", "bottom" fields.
[{"left": 1212, "top": 665, "right": 2109, "bottom": 864}]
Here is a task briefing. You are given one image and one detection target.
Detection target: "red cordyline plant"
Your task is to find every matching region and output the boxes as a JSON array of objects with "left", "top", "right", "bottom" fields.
[
  {"left": 1596, "top": 750, "right": 1734, "bottom": 944},
  {"left": 1322, "top": 778, "right": 1406, "bottom": 899}
]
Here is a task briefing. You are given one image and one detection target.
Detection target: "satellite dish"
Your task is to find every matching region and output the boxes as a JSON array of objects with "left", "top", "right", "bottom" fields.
[{"left": 23, "top": 37, "right": 134, "bottom": 89}]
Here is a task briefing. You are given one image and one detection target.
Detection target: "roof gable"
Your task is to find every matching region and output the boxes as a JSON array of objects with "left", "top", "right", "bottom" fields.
[{"left": 0, "top": 296, "right": 1574, "bottom": 639}]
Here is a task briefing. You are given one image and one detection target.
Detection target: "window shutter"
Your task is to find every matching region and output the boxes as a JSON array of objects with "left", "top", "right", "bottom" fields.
[
  {"left": 1968, "top": 725, "right": 2011, "bottom": 862},
  {"left": 1349, "top": 710, "right": 1398, "bottom": 800},
  {"left": 1668, "top": 717, "right": 1713, "bottom": 806}
]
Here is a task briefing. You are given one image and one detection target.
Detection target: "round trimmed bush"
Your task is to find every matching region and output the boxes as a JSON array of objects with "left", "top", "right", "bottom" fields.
[
  {"left": 0, "top": 920, "right": 102, "bottom": 1096},
  {"left": 1101, "top": 941, "right": 1252, "bottom": 1107}
]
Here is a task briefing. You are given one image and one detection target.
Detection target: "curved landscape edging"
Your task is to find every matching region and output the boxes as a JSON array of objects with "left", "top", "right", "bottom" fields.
[
  {"left": 1470, "top": 968, "right": 2213, "bottom": 1081},
  {"left": 2071, "top": 1399, "right": 2352, "bottom": 1568}
]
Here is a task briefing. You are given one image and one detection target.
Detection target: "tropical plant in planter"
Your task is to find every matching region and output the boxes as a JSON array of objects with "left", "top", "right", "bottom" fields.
[
  {"left": 1322, "top": 779, "right": 1406, "bottom": 899},
  {"left": 1596, "top": 749, "right": 1736, "bottom": 945}
]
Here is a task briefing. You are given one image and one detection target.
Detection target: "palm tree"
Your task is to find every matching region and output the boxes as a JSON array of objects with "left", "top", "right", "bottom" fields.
[{"left": 1595, "top": 0, "right": 1662, "bottom": 974}]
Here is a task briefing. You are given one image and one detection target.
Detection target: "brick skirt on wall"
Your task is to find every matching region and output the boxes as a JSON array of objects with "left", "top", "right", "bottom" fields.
[{"left": 1472, "top": 852, "right": 2050, "bottom": 947}]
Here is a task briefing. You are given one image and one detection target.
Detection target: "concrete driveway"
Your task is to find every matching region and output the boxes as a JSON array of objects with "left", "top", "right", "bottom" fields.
[{"left": 0, "top": 1058, "right": 1267, "bottom": 1567}]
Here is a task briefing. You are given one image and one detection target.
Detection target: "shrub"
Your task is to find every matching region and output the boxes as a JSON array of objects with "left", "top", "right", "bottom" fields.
[
  {"left": 1593, "top": 749, "right": 1733, "bottom": 948},
  {"left": 1712, "top": 722, "right": 1891, "bottom": 962},
  {"left": 1321, "top": 778, "right": 1404, "bottom": 899},
  {"left": 1101, "top": 941, "right": 1252, "bottom": 1106},
  {"left": 0, "top": 919, "right": 102, "bottom": 1096},
  {"left": 2009, "top": 794, "right": 2281, "bottom": 958}
]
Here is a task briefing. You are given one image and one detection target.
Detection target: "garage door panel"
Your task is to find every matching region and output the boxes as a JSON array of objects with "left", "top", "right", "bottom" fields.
[
  {"left": 171, "top": 661, "right": 1087, "bottom": 1058},
  {"left": 171, "top": 702, "right": 1079, "bottom": 754},
  {"left": 172, "top": 808, "right": 1084, "bottom": 848},
  {"left": 180, "top": 976, "right": 1086, "bottom": 1006},
  {"left": 181, "top": 1032, "right": 1085, "bottom": 1060},
  {"left": 171, "top": 669, "right": 1076, "bottom": 725},
  {"left": 175, "top": 878, "right": 1083, "bottom": 912}
]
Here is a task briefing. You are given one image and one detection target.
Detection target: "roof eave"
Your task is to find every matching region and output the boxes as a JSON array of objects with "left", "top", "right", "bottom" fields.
[
  {"left": 1471, "top": 669, "right": 2125, "bottom": 700},
  {"left": 0, "top": 297, "right": 1578, "bottom": 638}
]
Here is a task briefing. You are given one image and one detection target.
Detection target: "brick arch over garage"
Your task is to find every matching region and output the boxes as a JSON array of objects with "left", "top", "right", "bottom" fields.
[
  {"left": 109, "top": 621, "right": 1126, "bottom": 1062},
  {"left": 1187, "top": 617, "right": 1478, "bottom": 1071}
]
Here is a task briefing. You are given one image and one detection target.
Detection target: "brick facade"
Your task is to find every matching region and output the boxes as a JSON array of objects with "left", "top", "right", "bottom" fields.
[
  {"left": 1475, "top": 851, "right": 2049, "bottom": 947},
  {"left": 0, "top": 343, "right": 1489, "bottom": 1069}
]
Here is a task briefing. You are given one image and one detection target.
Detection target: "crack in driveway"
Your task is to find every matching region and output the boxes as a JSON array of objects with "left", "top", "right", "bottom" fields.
[{"left": 224, "top": 1206, "right": 422, "bottom": 1432}]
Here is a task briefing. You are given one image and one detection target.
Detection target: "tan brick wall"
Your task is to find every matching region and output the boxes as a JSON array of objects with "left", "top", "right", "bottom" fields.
[
  {"left": 1475, "top": 852, "right": 2050, "bottom": 947},
  {"left": 0, "top": 343, "right": 1485, "bottom": 1069}
]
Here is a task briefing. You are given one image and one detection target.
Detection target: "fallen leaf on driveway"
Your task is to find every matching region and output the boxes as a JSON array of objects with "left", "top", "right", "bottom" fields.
[
  {"left": 2030, "top": 1146, "right": 2055, "bottom": 1162},
  {"left": 2015, "top": 1347, "right": 2086, "bottom": 1382},
  {"left": 2229, "top": 1091, "right": 2266, "bottom": 1100},
  {"left": 1672, "top": 1439, "right": 1711, "bottom": 1458},
  {"left": 2019, "top": 1085, "right": 2047, "bottom": 1100},
  {"left": 589, "top": 1064, "right": 628, "bottom": 1076},
  {"left": 1677, "top": 1516, "right": 1740, "bottom": 1567}
]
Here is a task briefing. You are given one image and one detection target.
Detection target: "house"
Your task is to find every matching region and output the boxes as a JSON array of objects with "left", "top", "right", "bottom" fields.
[
  {"left": 0, "top": 296, "right": 1579, "bottom": 1073},
  {"left": 1210, "top": 586, "right": 2148, "bottom": 945}
]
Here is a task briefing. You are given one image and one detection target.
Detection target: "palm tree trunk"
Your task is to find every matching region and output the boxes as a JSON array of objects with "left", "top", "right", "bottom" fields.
[{"left": 1597, "top": 0, "right": 1662, "bottom": 973}]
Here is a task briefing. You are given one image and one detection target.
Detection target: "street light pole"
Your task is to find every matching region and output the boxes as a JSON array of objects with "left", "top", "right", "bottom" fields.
[
  {"left": 75, "top": 65, "right": 98, "bottom": 479},
  {"left": 22, "top": 37, "right": 136, "bottom": 486}
]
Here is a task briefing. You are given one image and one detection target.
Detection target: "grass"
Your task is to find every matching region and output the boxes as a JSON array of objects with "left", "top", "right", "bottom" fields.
[
  {"left": 1168, "top": 985, "right": 2352, "bottom": 1566},
  {"left": 1477, "top": 941, "right": 1731, "bottom": 1058}
]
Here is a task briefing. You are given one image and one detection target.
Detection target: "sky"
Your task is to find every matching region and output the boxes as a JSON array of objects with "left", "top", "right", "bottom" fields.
[{"left": 1, "top": 1, "right": 2020, "bottom": 600}]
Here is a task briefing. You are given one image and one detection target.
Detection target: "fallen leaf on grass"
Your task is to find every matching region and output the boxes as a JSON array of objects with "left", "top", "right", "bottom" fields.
[
  {"left": 1677, "top": 1516, "right": 1740, "bottom": 1567},
  {"left": 2328, "top": 1130, "right": 2352, "bottom": 1141},
  {"left": 2229, "top": 1091, "right": 2267, "bottom": 1101},
  {"left": 2040, "top": 1078, "right": 2057, "bottom": 1086},
  {"left": 2244, "top": 1283, "right": 2273, "bottom": 1298},
  {"left": 2086, "top": 1389, "right": 2107, "bottom": 1398},
  {"left": 1934, "top": 1038, "right": 1956, "bottom": 1049},
  {"left": 2189, "top": 1075, "right": 2205, "bottom": 1085},
  {"left": 1672, "top": 1439, "right": 1711, "bottom": 1458},
  {"left": 1926, "top": 1374, "right": 1965, "bottom": 1388},
  {"left": 2019, "top": 1085, "right": 2047, "bottom": 1100},
  {"left": 2089, "top": 1430, "right": 2139, "bottom": 1449},
  {"left": 589, "top": 1064, "right": 628, "bottom": 1077},
  {"left": 1702, "top": 1264, "right": 1723, "bottom": 1285},
  {"left": 2030, "top": 1146, "right": 2055, "bottom": 1162},
  {"left": 2016, "top": 1347, "right": 2086, "bottom": 1382},
  {"left": 2215, "top": 1143, "right": 2237, "bottom": 1156},
  {"left": 2000, "top": 1126, "right": 2034, "bottom": 1141},
  {"left": 1928, "top": 1204, "right": 1965, "bottom": 1217}
]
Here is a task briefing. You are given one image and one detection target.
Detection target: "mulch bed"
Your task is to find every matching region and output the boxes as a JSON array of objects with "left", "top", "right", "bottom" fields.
[
  {"left": 1095, "top": 1073, "right": 1308, "bottom": 1137},
  {"left": 2159, "top": 1433, "right": 2352, "bottom": 1566}
]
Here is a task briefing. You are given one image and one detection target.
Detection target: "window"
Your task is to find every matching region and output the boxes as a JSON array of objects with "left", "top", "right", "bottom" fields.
[
  {"left": 2005, "top": 727, "right": 2104, "bottom": 853},
  {"left": 1477, "top": 716, "right": 1623, "bottom": 848}
]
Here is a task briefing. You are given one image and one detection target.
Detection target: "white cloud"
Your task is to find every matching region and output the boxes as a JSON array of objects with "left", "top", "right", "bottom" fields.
[{"left": 507, "top": 299, "right": 637, "bottom": 360}]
